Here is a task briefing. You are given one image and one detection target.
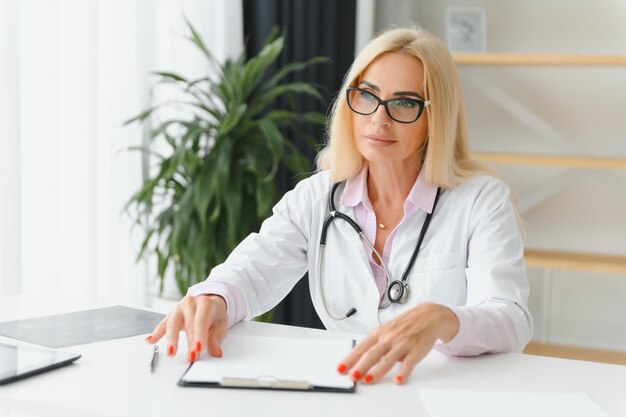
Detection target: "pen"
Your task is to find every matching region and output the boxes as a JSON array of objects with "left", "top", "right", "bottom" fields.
[{"left": 149, "top": 345, "right": 159, "bottom": 372}]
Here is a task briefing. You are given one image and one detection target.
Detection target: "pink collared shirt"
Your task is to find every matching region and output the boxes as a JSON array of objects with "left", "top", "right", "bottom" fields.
[{"left": 340, "top": 165, "right": 438, "bottom": 304}]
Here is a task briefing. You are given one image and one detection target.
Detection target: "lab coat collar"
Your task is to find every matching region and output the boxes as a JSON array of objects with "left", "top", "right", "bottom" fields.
[{"left": 340, "top": 164, "right": 438, "bottom": 214}]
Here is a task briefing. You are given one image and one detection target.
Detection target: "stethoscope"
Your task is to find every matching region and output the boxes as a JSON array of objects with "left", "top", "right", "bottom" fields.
[{"left": 317, "top": 181, "right": 442, "bottom": 321}]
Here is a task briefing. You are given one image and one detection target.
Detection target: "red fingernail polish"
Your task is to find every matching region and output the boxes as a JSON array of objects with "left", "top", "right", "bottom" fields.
[
  {"left": 167, "top": 345, "right": 174, "bottom": 356},
  {"left": 395, "top": 375, "right": 404, "bottom": 384},
  {"left": 145, "top": 335, "right": 153, "bottom": 341},
  {"left": 364, "top": 374, "right": 373, "bottom": 384},
  {"left": 337, "top": 363, "right": 347, "bottom": 374},
  {"left": 188, "top": 351, "right": 196, "bottom": 362},
  {"left": 351, "top": 370, "right": 361, "bottom": 381},
  {"left": 195, "top": 342, "right": 201, "bottom": 352}
]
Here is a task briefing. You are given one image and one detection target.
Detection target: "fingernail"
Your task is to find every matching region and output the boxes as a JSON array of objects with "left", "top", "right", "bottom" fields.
[
  {"left": 217, "top": 348, "right": 223, "bottom": 357},
  {"left": 188, "top": 351, "right": 196, "bottom": 362},
  {"left": 167, "top": 345, "right": 174, "bottom": 356},
  {"left": 145, "top": 335, "right": 153, "bottom": 341},
  {"left": 351, "top": 370, "right": 361, "bottom": 381},
  {"left": 395, "top": 375, "right": 404, "bottom": 384},
  {"left": 195, "top": 341, "right": 201, "bottom": 352},
  {"left": 337, "top": 363, "right": 347, "bottom": 374},
  {"left": 363, "top": 374, "right": 373, "bottom": 384}
]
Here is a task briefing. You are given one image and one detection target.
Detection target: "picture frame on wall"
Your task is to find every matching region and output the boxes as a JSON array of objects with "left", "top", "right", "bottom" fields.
[{"left": 446, "top": 6, "right": 487, "bottom": 53}]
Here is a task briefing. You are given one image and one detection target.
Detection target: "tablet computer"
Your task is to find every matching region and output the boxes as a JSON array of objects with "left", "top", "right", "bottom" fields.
[{"left": 0, "top": 343, "right": 81, "bottom": 385}]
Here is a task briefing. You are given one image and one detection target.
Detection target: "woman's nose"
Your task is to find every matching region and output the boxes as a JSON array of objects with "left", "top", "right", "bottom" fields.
[{"left": 370, "top": 103, "right": 392, "bottom": 127}]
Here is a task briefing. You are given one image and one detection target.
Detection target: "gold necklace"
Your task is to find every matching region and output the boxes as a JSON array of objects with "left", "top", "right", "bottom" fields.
[{"left": 375, "top": 212, "right": 387, "bottom": 229}]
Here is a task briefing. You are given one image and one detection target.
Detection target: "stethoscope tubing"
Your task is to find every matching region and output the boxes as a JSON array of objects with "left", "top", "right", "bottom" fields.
[{"left": 317, "top": 181, "right": 441, "bottom": 320}]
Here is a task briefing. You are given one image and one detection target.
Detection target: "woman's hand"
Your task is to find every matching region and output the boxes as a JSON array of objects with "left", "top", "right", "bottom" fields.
[
  {"left": 145, "top": 294, "right": 228, "bottom": 363},
  {"left": 337, "top": 302, "right": 459, "bottom": 385}
]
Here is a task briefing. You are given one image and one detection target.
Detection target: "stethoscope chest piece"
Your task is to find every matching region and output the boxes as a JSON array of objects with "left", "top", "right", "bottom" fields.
[
  {"left": 318, "top": 181, "right": 441, "bottom": 320},
  {"left": 387, "top": 280, "right": 411, "bottom": 304}
]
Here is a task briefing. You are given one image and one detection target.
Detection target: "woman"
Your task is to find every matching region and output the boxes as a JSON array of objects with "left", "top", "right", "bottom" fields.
[{"left": 146, "top": 27, "right": 533, "bottom": 385}]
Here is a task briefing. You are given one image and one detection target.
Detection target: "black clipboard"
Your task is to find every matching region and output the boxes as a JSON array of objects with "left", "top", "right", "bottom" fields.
[{"left": 177, "top": 335, "right": 356, "bottom": 393}]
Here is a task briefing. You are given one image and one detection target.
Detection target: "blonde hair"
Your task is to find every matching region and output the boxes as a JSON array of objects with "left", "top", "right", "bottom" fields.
[{"left": 316, "top": 27, "right": 491, "bottom": 187}]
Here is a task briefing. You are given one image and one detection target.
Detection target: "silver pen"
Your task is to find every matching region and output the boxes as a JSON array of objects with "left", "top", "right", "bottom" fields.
[{"left": 149, "top": 345, "right": 159, "bottom": 372}]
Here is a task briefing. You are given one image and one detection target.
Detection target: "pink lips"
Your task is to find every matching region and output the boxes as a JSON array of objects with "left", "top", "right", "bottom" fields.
[{"left": 364, "top": 134, "right": 396, "bottom": 146}]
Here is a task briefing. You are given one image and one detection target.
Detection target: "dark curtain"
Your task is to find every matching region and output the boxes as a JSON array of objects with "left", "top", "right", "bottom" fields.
[{"left": 243, "top": 0, "right": 357, "bottom": 329}]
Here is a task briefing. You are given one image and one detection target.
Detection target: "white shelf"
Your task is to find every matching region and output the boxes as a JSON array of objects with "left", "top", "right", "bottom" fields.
[
  {"left": 525, "top": 248, "right": 626, "bottom": 275},
  {"left": 473, "top": 152, "right": 626, "bottom": 170},
  {"left": 453, "top": 53, "right": 626, "bottom": 66}
]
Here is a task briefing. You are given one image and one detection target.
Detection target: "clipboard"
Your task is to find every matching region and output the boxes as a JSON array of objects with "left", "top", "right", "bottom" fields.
[{"left": 178, "top": 334, "right": 356, "bottom": 393}]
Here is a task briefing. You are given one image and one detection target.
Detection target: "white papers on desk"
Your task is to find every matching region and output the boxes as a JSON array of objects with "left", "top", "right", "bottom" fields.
[
  {"left": 420, "top": 389, "right": 612, "bottom": 417},
  {"left": 181, "top": 334, "right": 354, "bottom": 390}
]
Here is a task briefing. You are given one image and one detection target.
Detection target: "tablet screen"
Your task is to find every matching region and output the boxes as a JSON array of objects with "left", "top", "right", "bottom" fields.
[{"left": 0, "top": 343, "right": 81, "bottom": 385}]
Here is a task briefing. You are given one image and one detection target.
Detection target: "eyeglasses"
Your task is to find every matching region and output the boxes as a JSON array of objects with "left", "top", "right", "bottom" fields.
[{"left": 346, "top": 86, "right": 430, "bottom": 124}]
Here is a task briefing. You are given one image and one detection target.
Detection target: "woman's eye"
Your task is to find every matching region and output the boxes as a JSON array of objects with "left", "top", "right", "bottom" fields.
[
  {"left": 393, "top": 99, "right": 417, "bottom": 108},
  {"left": 359, "top": 90, "right": 376, "bottom": 100}
]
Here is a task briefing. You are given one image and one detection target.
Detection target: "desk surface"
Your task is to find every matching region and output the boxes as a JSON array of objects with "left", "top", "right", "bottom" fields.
[{"left": 1, "top": 296, "right": 625, "bottom": 417}]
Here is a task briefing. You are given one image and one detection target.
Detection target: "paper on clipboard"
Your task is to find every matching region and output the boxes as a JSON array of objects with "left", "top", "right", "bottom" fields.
[{"left": 179, "top": 334, "right": 355, "bottom": 392}]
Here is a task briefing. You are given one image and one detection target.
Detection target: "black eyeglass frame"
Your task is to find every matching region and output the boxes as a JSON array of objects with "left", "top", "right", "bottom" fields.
[{"left": 345, "top": 86, "right": 430, "bottom": 124}]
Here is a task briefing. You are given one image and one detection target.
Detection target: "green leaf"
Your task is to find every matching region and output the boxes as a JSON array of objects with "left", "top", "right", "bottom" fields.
[
  {"left": 187, "top": 76, "right": 211, "bottom": 88},
  {"left": 170, "top": 188, "right": 194, "bottom": 257},
  {"left": 261, "top": 26, "right": 281, "bottom": 47},
  {"left": 123, "top": 146, "right": 165, "bottom": 160},
  {"left": 284, "top": 141, "right": 312, "bottom": 174},
  {"left": 258, "top": 119, "right": 284, "bottom": 158},
  {"left": 136, "top": 228, "right": 155, "bottom": 262},
  {"left": 185, "top": 18, "right": 220, "bottom": 68},
  {"left": 241, "top": 36, "right": 284, "bottom": 96},
  {"left": 193, "top": 155, "right": 218, "bottom": 225},
  {"left": 257, "top": 119, "right": 285, "bottom": 183},
  {"left": 249, "top": 82, "right": 324, "bottom": 116},
  {"left": 153, "top": 71, "right": 189, "bottom": 83},
  {"left": 263, "top": 56, "right": 330, "bottom": 91},
  {"left": 156, "top": 207, "right": 174, "bottom": 235},
  {"left": 285, "top": 121, "right": 324, "bottom": 150},
  {"left": 223, "top": 166, "right": 243, "bottom": 247},
  {"left": 216, "top": 104, "right": 247, "bottom": 138},
  {"left": 156, "top": 247, "right": 168, "bottom": 283},
  {"left": 123, "top": 107, "right": 156, "bottom": 125},
  {"left": 255, "top": 180, "right": 275, "bottom": 218},
  {"left": 265, "top": 110, "right": 326, "bottom": 125}
]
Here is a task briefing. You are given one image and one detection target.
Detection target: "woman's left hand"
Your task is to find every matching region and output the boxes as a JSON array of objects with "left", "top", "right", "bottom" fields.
[{"left": 337, "top": 302, "right": 460, "bottom": 385}]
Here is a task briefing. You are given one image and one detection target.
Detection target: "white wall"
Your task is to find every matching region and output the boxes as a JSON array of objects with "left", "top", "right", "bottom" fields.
[{"left": 373, "top": 0, "right": 626, "bottom": 351}]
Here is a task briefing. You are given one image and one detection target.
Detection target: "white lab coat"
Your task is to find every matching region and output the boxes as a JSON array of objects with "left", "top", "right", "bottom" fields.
[{"left": 192, "top": 170, "right": 533, "bottom": 354}]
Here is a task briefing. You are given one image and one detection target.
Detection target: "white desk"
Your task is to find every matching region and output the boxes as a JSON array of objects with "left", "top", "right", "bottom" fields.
[{"left": 1, "top": 296, "right": 625, "bottom": 417}]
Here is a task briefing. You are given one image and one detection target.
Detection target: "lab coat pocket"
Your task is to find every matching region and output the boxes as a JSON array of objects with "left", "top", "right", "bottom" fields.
[
  {"left": 409, "top": 252, "right": 467, "bottom": 305},
  {"left": 415, "top": 251, "right": 464, "bottom": 272}
]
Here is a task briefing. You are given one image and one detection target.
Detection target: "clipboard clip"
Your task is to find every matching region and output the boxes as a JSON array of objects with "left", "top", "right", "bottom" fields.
[{"left": 221, "top": 375, "right": 312, "bottom": 390}]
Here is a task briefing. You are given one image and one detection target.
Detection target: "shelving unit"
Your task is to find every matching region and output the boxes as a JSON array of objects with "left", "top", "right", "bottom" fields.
[
  {"left": 470, "top": 152, "right": 626, "bottom": 275},
  {"left": 454, "top": 52, "right": 626, "bottom": 364}
]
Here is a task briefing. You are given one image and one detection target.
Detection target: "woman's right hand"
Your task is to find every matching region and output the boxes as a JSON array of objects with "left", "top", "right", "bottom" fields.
[{"left": 145, "top": 294, "right": 228, "bottom": 363}]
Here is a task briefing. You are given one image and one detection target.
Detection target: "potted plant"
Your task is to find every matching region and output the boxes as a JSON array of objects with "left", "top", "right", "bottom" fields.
[{"left": 124, "top": 21, "right": 327, "bottom": 298}]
